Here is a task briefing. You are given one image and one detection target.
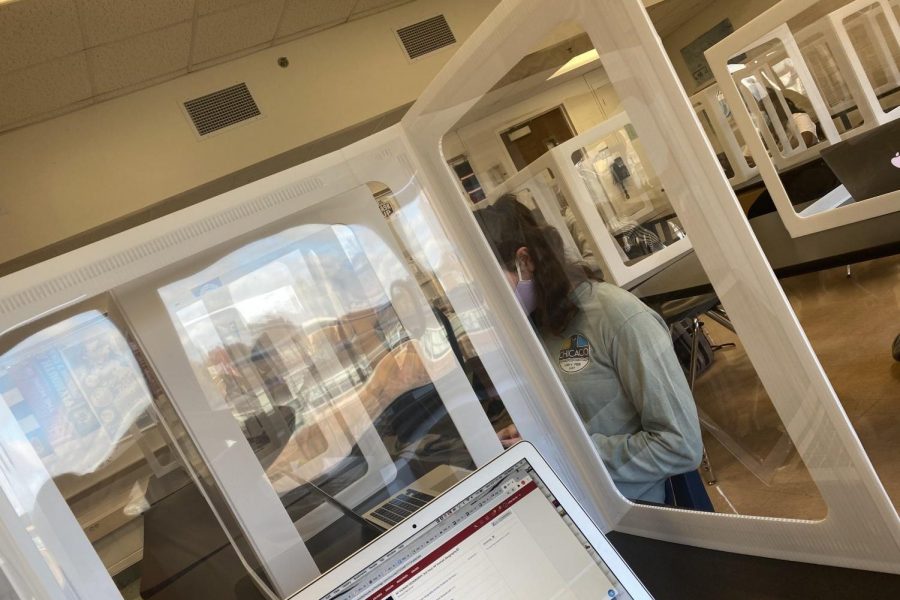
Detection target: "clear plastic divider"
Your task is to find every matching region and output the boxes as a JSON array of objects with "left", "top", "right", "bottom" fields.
[{"left": 444, "top": 21, "right": 827, "bottom": 521}]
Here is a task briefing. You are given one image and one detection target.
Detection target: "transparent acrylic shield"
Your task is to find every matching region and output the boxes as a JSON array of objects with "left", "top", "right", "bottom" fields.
[
  {"left": 0, "top": 296, "right": 271, "bottom": 599},
  {"left": 119, "top": 183, "right": 504, "bottom": 587},
  {"left": 0, "top": 128, "right": 514, "bottom": 597},
  {"left": 554, "top": 113, "right": 691, "bottom": 287},
  {"left": 833, "top": 0, "right": 900, "bottom": 119},
  {"left": 443, "top": 20, "right": 826, "bottom": 522},
  {"left": 406, "top": 0, "right": 900, "bottom": 573},
  {"left": 776, "top": 255, "right": 900, "bottom": 514},
  {"left": 691, "top": 83, "right": 761, "bottom": 186},
  {"left": 470, "top": 113, "right": 692, "bottom": 287},
  {"left": 729, "top": 35, "right": 833, "bottom": 170},
  {"left": 708, "top": 0, "right": 900, "bottom": 237}
]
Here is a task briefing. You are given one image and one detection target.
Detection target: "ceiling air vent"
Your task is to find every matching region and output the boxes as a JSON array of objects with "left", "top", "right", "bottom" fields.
[
  {"left": 395, "top": 15, "right": 456, "bottom": 60},
  {"left": 184, "top": 83, "right": 261, "bottom": 137}
]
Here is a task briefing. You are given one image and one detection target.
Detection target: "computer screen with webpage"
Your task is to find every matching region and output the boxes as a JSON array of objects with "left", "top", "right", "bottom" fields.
[{"left": 319, "top": 459, "right": 633, "bottom": 600}]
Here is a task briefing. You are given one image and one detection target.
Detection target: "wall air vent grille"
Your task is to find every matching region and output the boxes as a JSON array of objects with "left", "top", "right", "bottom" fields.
[
  {"left": 396, "top": 15, "right": 456, "bottom": 60},
  {"left": 184, "top": 83, "right": 261, "bottom": 136}
]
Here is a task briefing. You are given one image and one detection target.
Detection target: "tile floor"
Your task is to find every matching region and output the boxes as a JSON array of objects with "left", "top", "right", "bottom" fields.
[{"left": 693, "top": 254, "right": 899, "bottom": 519}]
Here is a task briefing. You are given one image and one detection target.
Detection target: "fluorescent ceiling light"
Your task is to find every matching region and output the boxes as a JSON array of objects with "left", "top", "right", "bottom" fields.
[
  {"left": 549, "top": 49, "right": 600, "bottom": 79},
  {"left": 727, "top": 63, "right": 746, "bottom": 74}
]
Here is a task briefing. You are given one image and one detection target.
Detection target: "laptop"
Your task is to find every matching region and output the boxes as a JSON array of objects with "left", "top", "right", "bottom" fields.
[
  {"left": 272, "top": 463, "right": 473, "bottom": 535},
  {"left": 820, "top": 119, "right": 900, "bottom": 202},
  {"left": 290, "top": 442, "right": 652, "bottom": 599},
  {"left": 361, "top": 464, "right": 471, "bottom": 530}
]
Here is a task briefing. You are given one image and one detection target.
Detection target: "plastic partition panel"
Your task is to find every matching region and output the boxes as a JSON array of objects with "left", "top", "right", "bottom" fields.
[
  {"left": 116, "top": 190, "right": 403, "bottom": 544},
  {"left": 552, "top": 113, "right": 693, "bottom": 288},
  {"left": 339, "top": 130, "right": 504, "bottom": 469},
  {"left": 690, "top": 84, "right": 759, "bottom": 186},
  {"left": 796, "top": 16, "right": 883, "bottom": 131},
  {"left": 828, "top": 0, "right": 900, "bottom": 123},
  {"left": 0, "top": 489, "right": 60, "bottom": 600},
  {"left": 730, "top": 24, "right": 842, "bottom": 171},
  {"left": 402, "top": 0, "right": 900, "bottom": 573},
  {"left": 707, "top": 0, "right": 900, "bottom": 237},
  {"left": 482, "top": 153, "right": 587, "bottom": 268},
  {"left": 0, "top": 126, "right": 503, "bottom": 597},
  {"left": 0, "top": 405, "right": 118, "bottom": 600}
]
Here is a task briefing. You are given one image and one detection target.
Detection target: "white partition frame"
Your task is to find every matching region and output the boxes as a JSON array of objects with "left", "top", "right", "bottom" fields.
[
  {"left": 403, "top": 0, "right": 900, "bottom": 573},
  {"left": 708, "top": 0, "right": 900, "bottom": 237},
  {"left": 730, "top": 24, "right": 842, "bottom": 171},
  {"left": 796, "top": 16, "right": 883, "bottom": 132},
  {"left": 690, "top": 84, "right": 759, "bottom": 186},
  {"left": 552, "top": 113, "right": 693, "bottom": 288},
  {"left": 557, "top": 113, "right": 658, "bottom": 226},
  {"left": 484, "top": 113, "right": 694, "bottom": 289},
  {"left": 113, "top": 189, "right": 404, "bottom": 544},
  {"left": 481, "top": 154, "right": 587, "bottom": 266},
  {"left": 0, "top": 127, "right": 504, "bottom": 598},
  {"left": 828, "top": 0, "right": 900, "bottom": 124}
]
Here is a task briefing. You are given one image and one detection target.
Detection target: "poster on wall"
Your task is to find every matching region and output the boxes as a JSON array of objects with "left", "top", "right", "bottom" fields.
[{"left": 681, "top": 19, "right": 734, "bottom": 88}]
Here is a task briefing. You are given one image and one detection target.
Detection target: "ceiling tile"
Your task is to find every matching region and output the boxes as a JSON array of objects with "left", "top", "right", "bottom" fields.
[
  {"left": 0, "top": 0, "right": 83, "bottom": 75},
  {"left": 276, "top": 0, "right": 355, "bottom": 38},
  {"left": 75, "top": 0, "right": 194, "bottom": 47},
  {"left": 196, "top": 0, "right": 260, "bottom": 16},
  {"left": 350, "top": 0, "right": 413, "bottom": 18},
  {"left": 192, "top": 0, "right": 284, "bottom": 65},
  {"left": 0, "top": 53, "right": 92, "bottom": 129},
  {"left": 88, "top": 21, "right": 191, "bottom": 94}
]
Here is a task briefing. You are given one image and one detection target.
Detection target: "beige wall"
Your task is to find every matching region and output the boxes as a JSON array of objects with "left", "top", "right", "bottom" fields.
[
  {"left": 0, "top": 0, "right": 500, "bottom": 266},
  {"left": 444, "top": 67, "right": 621, "bottom": 195},
  {"left": 662, "top": 0, "right": 780, "bottom": 94}
]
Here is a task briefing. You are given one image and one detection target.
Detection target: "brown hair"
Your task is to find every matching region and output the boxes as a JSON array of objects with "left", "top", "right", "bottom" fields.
[{"left": 474, "top": 195, "right": 592, "bottom": 336}]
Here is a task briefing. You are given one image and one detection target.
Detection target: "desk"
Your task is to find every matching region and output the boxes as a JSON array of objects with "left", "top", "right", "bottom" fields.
[
  {"left": 139, "top": 477, "right": 376, "bottom": 600},
  {"left": 608, "top": 532, "right": 900, "bottom": 600},
  {"left": 629, "top": 206, "right": 900, "bottom": 304},
  {"left": 730, "top": 151, "right": 824, "bottom": 194},
  {"left": 140, "top": 482, "right": 266, "bottom": 600}
]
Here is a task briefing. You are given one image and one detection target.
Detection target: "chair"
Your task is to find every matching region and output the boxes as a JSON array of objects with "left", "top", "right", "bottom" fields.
[{"left": 658, "top": 294, "right": 737, "bottom": 487}]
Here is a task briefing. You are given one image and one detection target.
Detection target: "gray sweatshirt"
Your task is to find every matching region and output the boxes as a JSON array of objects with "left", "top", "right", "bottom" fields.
[{"left": 540, "top": 281, "right": 703, "bottom": 503}]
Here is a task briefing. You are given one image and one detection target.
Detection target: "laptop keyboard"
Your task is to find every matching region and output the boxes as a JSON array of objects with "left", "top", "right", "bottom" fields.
[{"left": 370, "top": 490, "right": 435, "bottom": 526}]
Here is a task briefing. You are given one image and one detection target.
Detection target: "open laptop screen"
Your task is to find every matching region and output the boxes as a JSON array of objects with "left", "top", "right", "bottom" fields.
[{"left": 319, "top": 458, "right": 633, "bottom": 600}]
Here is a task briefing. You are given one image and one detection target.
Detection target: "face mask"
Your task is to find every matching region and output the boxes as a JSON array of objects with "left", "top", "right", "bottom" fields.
[{"left": 514, "top": 261, "right": 538, "bottom": 315}]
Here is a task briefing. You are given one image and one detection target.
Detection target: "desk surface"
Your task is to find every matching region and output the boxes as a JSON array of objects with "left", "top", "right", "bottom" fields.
[
  {"left": 608, "top": 531, "right": 900, "bottom": 600},
  {"left": 630, "top": 207, "right": 900, "bottom": 304},
  {"left": 140, "top": 482, "right": 265, "bottom": 600},
  {"left": 730, "top": 150, "right": 824, "bottom": 194}
]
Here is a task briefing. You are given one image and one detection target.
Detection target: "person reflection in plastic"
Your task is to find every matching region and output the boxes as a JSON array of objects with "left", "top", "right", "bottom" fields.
[
  {"left": 475, "top": 195, "right": 703, "bottom": 505},
  {"left": 264, "top": 313, "right": 455, "bottom": 492}
]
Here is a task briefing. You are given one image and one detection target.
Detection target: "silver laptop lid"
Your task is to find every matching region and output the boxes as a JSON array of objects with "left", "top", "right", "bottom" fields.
[{"left": 292, "top": 443, "right": 651, "bottom": 600}]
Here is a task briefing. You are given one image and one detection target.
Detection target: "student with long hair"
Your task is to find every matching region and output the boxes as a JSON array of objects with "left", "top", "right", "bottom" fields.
[{"left": 475, "top": 195, "right": 703, "bottom": 504}]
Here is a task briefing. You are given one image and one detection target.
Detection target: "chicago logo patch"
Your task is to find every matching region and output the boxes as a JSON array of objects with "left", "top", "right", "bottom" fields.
[{"left": 558, "top": 333, "right": 591, "bottom": 373}]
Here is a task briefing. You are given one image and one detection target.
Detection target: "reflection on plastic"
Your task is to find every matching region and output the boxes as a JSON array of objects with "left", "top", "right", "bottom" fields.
[
  {"left": 0, "top": 311, "right": 151, "bottom": 482},
  {"left": 158, "top": 220, "right": 469, "bottom": 539}
]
